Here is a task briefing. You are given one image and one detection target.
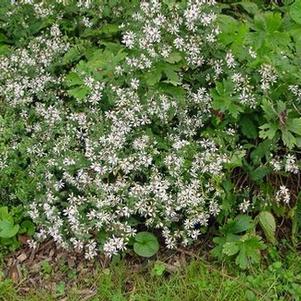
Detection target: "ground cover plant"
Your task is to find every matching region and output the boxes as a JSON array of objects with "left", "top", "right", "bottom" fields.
[
  {"left": 1, "top": 0, "right": 301, "bottom": 297},
  {"left": 2, "top": 249, "right": 301, "bottom": 300}
]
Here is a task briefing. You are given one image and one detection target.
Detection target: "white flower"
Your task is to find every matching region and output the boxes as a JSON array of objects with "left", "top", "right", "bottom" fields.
[
  {"left": 276, "top": 186, "right": 290, "bottom": 204},
  {"left": 239, "top": 199, "right": 250, "bottom": 213},
  {"left": 122, "top": 31, "right": 136, "bottom": 49}
]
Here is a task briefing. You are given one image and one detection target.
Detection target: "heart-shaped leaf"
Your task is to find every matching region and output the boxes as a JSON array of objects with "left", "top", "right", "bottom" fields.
[
  {"left": 133, "top": 232, "right": 159, "bottom": 258},
  {"left": 0, "top": 220, "right": 19, "bottom": 238}
]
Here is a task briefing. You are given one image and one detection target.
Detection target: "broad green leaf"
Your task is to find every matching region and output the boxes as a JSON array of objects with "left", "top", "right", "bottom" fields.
[
  {"left": 287, "top": 118, "right": 301, "bottom": 136},
  {"left": 250, "top": 140, "right": 273, "bottom": 164},
  {"left": 0, "top": 207, "right": 10, "bottom": 220},
  {"left": 68, "top": 86, "right": 90, "bottom": 100},
  {"left": 240, "top": 115, "right": 258, "bottom": 139},
  {"left": 233, "top": 215, "right": 253, "bottom": 234},
  {"left": 290, "top": 0, "right": 301, "bottom": 25},
  {"left": 145, "top": 68, "right": 162, "bottom": 86},
  {"left": 236, "top": 2, "right": 259, "bottom": 15},
  {"left": 223, "top": 242, "right": 239, "bottom": 256},
  {"left": 133, "top": 232, "right": 159, "bottom": 258},
  {"left": 165, "top": 52, "right": 182, "bottom": 64},
  {"left": 282, "top": 129, "right": 296, "bottom": 149},
  {"left": 163, "top": 67, "right": 180, "bottom": 85},
  {"left": 249, "top": 166, "right": 270, "bottom": 182},
  {"left": 257, "top": 211, "right": 276, "bottom": 244},
  {"left": 20, "top": 220, "right": 35, "bottom": 236},
  {"left": 0, "top": 220, "right": 19, "bottom": 238},
  {"left": 259, "top": 123, "right": 278, "bottom": 140},
  {"left": 100, "top": 24, "right": 120, "bottom": 34},
  {"left": 65, "top": 72, "right": 83, "bottom": 87}
]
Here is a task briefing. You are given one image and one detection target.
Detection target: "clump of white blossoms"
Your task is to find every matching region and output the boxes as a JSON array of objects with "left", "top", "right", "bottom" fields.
[
  {"left": 2, "top": 0, "right": 298, "bottom": 260},
  {"left": 270, "top": 154, "right": 299, "bottom": 174},
  {"left": 275, "top": 186, "right": 291, "bottom": 205}
]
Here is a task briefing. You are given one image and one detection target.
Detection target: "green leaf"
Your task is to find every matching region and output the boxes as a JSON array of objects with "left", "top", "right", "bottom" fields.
[
  {"left": 236, "top": 2, "right": 259, "bottom": 15},
  {"left": 240, "top": 115, "right": 258, "bottom": 139},
  {"left": 151, "top": 261, "right": 166, "bottom": 276},
  {"left": 0, "top": 220, "right": 19, "bottom": 238},
  {"left": 259, "top": 123, "right": 278, "bottom": 140},
  {"left": 163, "top": 67, "right": 180, "bottom": 85},
  {"left": 100, "top": 24, "right": 120, "bottom": 35},
  {"left": 20, "top": 220, "right": 35, "bottom": 236},
  {"left": 223, "top": 242, "right": 239, "bottom": 256},
  {"left": 287, "top": 118, "right": 301, "bottom": 136},
  {"left": 257, "top": 211, "right": 276, "bottom": 244},
  {"left": 292, "top": 194, "right": 301, "bottom": 246},
  {"left": 56, "top": 282, "right": 65, "bottom": 296},
  {"left": 68, "top": 86, "right": 90, "bottom": 100},
  {"left": 145, "top": 68, "right": 162, "bottom": 86},
  {"left": 250, "top": 140, "right": 273, "bottom": 164},
  {"left": 235, "top": 245, "right": 248, "bottom": 269},
  {"left": 133, "top": 232, "right": 159, "bottom": 258},
  {"left": 249, "top": 166, "right": 270, "bottom": 182},
  {"left": 165, "top": 52, "right": 182, "bottom": 64},
  {"left": 290, "top": 0, "right": 301, "bottom": 25},
  {"left": 65, "top": 72, "right": 83, "bottom": 87},
  {"left": 232, "top": 215, "right": 253, "bottom": 234},
  {"left": 235, "top": 235, "right": 265, "bottom": 269},
  {"left": 0, "top": 207, "right": 10, "bottom": 221},
  {"left": 63, "top": 46, "right": 84, "bottom": 65},
  {"left": 282, "top": 129, "right": 296, "bottom": 149}
]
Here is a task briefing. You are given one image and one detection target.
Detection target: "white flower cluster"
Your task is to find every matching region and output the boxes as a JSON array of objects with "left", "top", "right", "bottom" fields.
[
  {"left": 259, "top": 64, "right": 278, "bottom": 92},
  {"left": 0, "top": 24, "right": 69, "bottom": 107},
  {"left": 231, "top": 73, "right": 256, "bottom": 108},
  {"left": 1, "top": 1, "right": 252, "bottom": 258},
  {"left": 270, "top": 154, "right": 299, "bottom": 174},
  {"left": 289, "top": 85, "right": 301, "bottom": 103},
  {"left": 122, "top": 0, "right": 219, "bottom": 69},
  {"left": 275, "top": 185, "right": 290, "bottom": 205}
]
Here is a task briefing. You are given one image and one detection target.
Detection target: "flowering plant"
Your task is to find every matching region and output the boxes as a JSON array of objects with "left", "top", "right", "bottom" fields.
[{"left": 0, "top": 0, "right": 300, "bottom": 260}]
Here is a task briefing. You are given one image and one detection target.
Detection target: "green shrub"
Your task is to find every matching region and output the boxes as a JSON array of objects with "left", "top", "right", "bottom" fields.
[{"left": 0, "top": 0, "right": 300, "bottom": 260}]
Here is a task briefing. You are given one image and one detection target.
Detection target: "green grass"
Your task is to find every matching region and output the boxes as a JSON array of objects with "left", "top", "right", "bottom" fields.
[{"left": 1, "top": 250, "right": 301, "bottom": 301}]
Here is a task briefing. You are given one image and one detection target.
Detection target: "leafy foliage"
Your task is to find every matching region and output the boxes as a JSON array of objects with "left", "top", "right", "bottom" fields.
[
  {"left": 212, "top": 215, "right": 266, "bottom": 269},
  {"left": 133, "top": 232, "right": 159, "bottom": 258},
  {"left": 0, "top": 206, "right": 35, "bottom": 250},
  {"left": 0, "top": 0, "right": 300, "bottom": 259}
]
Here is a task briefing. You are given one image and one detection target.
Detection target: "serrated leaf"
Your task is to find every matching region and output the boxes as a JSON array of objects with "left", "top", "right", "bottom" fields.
[
  {"left": 233, "top": 215, "right": 253, "bottom": 234},
  {"left": 287, "top": 118, "right": 301, "bottom": 136},
  {"left": 282, "top": 129, "right": 296, "bottom": 149},
  {"left": 222, "top": 242, "right": 239, "bottom": 256},
  {"left": 258, "top": 211, "right": 276, "bottom": 244},
  {"left": 235, "top": 245, "right": 248, "bottom": 269},
  {"left": 259, "top": 123, "right": 278, "bottom": 140},
  {"left": 290, "top": 0, "right": 301, "bottom": 25},
  {"left": 133, "top": 232, "right": 159, "bottom": 258}
]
